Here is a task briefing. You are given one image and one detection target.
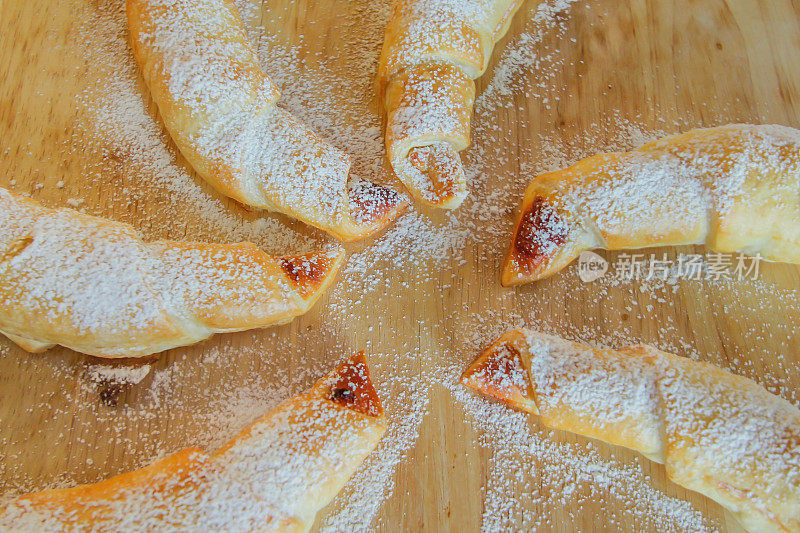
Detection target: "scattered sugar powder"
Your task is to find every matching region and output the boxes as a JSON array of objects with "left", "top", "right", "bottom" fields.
[
  {"left": 447, "top": 372, "right": 715, "bottom": 532},
  {"left": 320, "top": 354, "right": 433, "bottom": 532},
  {"left": 477, "top": 0, "right": 581, "bottom": 112},
  {"left": 71, "top": 0, "right": 316, "bottom": 253},
  {"left": 67, "top": 0, "right": 584, "bottom": 278},
  {"left": 0, "top": 190, "right": 330, "bottom": 356},
  {"left": 3, "top": 0, "right": 799, "bottom": 531}
]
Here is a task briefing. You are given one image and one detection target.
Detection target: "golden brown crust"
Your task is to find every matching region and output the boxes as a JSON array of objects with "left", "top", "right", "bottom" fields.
[
  {"left": 127, "top": 0, "right": 407, "bottom": 241},
  {"left": 0, "top": 354, "right": 387, "bottom": 531},
  {"left": 5, "top": 448, "right": 209, "bottom": 529},
  {"left": 503, "top": 124, "right": 800, "bottom": 285},
  {"left": 463, "top": 329, "right": 800, "bottom": 533},
  {"left": 0, "top": 188, "right": 343, "bottom": 358}
]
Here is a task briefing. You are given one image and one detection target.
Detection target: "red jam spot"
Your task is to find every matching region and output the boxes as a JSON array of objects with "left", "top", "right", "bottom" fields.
[
  {"left": 278, "top": 253, "right": 331, "bottom": 298},
  {"left": 328, "top": 352, "right": 383, "bottom": 417},
  {"left": 513, "top": 197, "right": 568, "bottom": 269}
]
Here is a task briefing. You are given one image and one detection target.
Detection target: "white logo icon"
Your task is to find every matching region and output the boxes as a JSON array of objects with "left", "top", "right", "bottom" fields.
[{"left": 578, "top": 251, "right": 608, "bottom": 282}]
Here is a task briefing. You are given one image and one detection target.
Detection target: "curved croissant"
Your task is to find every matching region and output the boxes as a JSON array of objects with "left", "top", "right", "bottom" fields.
[
  {"left": 378, "top": 0, "right": 524, "bottom": 209},
  {"left": 0, "top": 353, "right": 387, "bottom": 532},
  {"left": 503, "top": 124, "right": 800, "bottom": 285},
  {"left": 462, "top": 330, "right": 800, "bottom": 533},
  {"left": 0, "top": 188, "right": 344, "bottom": 358},
  {"left": 127, "top": 0, "right": 408, "bottom": 241}
]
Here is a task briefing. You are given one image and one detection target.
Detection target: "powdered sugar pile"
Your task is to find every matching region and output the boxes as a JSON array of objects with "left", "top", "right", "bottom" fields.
[{"left": 86, "top": 363, "right": 153, "bottom": 386}]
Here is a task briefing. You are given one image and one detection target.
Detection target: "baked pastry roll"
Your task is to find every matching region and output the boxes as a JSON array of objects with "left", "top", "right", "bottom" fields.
[
  {"left": 378, "top": 0, "right": 524, "bottom": 208},
  {"left": 462, "top": 330, "right": 800, "bottom": 533},
  {"left": 127, "top": 0, "right": 408, "bottom": 241},
  {"left": 503, "top": 124, "right": 800, "bottom": 285},
  {"left": 0, "top": 353, "right": 387, "bottom": 532},
  {"left": 0, "top": 187, "right": 344, "bottom": 358}
]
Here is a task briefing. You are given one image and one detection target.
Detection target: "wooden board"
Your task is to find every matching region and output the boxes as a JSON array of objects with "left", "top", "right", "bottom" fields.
[{"left": 1, "top": 0, "right": 799, "bottom": 531}]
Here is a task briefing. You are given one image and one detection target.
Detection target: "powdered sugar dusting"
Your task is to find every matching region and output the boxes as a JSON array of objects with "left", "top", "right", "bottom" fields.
[
  {"left": 0, "top": 372, "right": 385, "bottom": 532},
  {"left": 71, "top": 1, "right": 316, "bottom": 253},
  {"left": 541, "top": 124, "right": 800, "bottom": 255},
  {"left": 2, "top": 0, "right": 799, "bottom": 531},
  {"left": 448, "top": 372, "right": 714, "bottom": 532},
  {"left": 127, "top": 0, "right": 403, "bottom": 235}
]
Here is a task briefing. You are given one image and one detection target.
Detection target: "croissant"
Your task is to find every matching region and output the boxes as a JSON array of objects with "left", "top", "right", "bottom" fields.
[
  {"left": 462, "top": 329, "right": 800, "bottom": 533},
  {"left": 502, "top": 124, "right": 800, "bottom": 285},
  {"left": 0, "top": 187, "right": 344, "bottom": 358},
  {"left": 127, "top": 0, "right": 408, "bottom": 241},
  {"left": 0, "top": 353, "right": 387, "bottom": 532},
  {"left": 378, "top": 0, "right": 524, "bottom": 209}
]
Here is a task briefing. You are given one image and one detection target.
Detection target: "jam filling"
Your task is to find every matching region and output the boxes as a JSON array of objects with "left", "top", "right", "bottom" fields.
[
  {"left": 512, "top": 196, "right": 568, "bottom": 270},
  {"left": 327, "top": 352, "right": 383, "bottom": 417},
  {"left": 278, "top": 253, "right": 331, "bottom": 297}
]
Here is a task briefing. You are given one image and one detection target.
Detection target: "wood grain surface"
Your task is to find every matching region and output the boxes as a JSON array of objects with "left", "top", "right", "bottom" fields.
[{"left": 1, "top": 0, "right": 799, "bottom": 531}]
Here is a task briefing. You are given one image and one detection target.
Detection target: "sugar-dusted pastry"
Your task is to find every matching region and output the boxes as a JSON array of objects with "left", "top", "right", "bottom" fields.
[
  {"left": 127, "top": 0, "right": 408, "bottom": 241},
  {"left": 0, "top": 353, "right": 387, "bottom": 531},
  {"left": 0, "top": 187, "right": 344, "bottom": 358},
  {"left": 503, "top": 124, "right": 800, "bottom": 285},
  {"left": 378, "top": 0, "right": 524, "bottom": 208},
  {"left": 462, "top": 329, "right": 800, "bottom": 533}
]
